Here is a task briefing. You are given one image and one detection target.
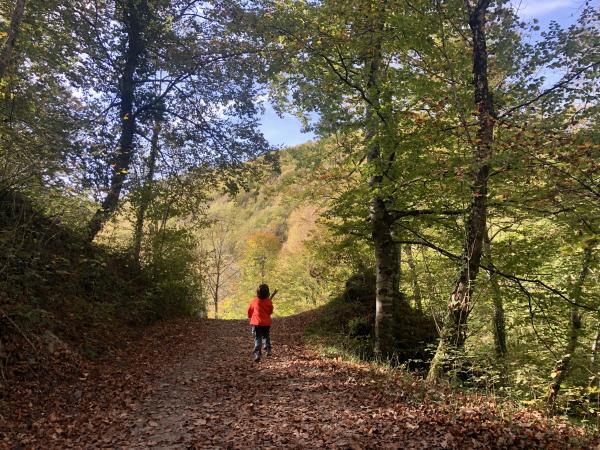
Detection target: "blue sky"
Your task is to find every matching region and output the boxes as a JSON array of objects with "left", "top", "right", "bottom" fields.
[
  {"left": 258, "top": 0, "right": 588, "bottom": 148},
  {"left": 259, "top": 102, "right": 316, "bottom": 149}
]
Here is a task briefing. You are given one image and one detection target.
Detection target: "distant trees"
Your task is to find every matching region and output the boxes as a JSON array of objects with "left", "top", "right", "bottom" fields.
[{"left": 243, "top": 231, "right": 281, "bottom": 283}]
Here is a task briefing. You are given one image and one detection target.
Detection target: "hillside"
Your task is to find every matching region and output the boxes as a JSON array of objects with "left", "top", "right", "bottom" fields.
[{"left": 200, "top": 140, "right": 357, "bottom": 319}]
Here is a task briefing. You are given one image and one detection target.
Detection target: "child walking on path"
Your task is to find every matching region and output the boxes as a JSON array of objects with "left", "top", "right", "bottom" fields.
[{"left": 247, "top": 284, "right": 276, "bottom": 362}]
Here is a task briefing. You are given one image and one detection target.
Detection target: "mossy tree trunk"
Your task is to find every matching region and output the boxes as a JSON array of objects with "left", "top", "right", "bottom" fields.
[{"left": 364, "top": 0, "right": 400, "bottom": 357}]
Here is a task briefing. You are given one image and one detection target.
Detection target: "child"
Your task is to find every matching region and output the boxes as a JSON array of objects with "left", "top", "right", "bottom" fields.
[{"left": 247, "top": 284, "right": 276, "bottom": 362}]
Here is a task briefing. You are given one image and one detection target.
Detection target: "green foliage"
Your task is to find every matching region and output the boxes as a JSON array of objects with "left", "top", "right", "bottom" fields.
[{"left": 144, "top": 228, "right": 206, "bottom": 319}]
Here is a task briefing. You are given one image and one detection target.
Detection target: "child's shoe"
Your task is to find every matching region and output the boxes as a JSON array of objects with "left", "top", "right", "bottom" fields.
[
  {"left": 253, "top": 351, "right": 261, "bottom": 363},
  {"left": 266, "top": 349, "right": 272, "bottom": 357}
]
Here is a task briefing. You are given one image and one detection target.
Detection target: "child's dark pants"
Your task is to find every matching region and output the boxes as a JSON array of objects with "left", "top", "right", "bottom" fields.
[{"left": 252, "top": 325, "right": 271, "bottom": 356}]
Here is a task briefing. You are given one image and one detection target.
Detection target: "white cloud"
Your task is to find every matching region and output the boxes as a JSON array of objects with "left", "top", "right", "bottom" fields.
[{"left": 511, "top": 0, "right": 580, "bottom": 19}]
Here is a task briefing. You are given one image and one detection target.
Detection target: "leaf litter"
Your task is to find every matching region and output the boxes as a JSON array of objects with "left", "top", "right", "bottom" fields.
[{"left": 3, "top": 313, "right": 598, "bottom": 449}]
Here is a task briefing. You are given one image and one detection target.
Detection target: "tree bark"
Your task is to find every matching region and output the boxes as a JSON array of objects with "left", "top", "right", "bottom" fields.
[
  {"left": 427, "top": 0, "right": 494, "bottom": 382},
  {"left": 0, "top": 0, "right": 26, "bottom": 79},
  {"left": 484, "top": 229, "right": 507, "bottom": 358},
  {"left": 406, "top": 244, "right": 423, "bottom": 311},
  {"left": 132, "top": 120, "right": 160, "bottom": 265},
  {"left": 87, "top": 0, "right": 145, "bottom": 241},
  {"left": 547, "top": 239, "right": 595, "bottom": 410}
]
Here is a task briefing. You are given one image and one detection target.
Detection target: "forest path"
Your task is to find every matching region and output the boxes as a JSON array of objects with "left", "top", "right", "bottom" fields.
[
  {"left": 107, "top": 314, "right": 412, "bottom": 449},
  {"left": 7, "top": 314, "right": 595, "bottom": 449}
]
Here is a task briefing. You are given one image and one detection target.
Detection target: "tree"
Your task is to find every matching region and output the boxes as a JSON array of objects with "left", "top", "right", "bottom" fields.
[
  {"left": 86, "top": 0, "right": 149, "bottom": 240},
  {"left": 242, "top": 231, "right": 281, "bottom": 283},
  {"left": 427, "top": 0, "right": 500, "bottom": 381},
  {"left": 263, "top": 0, "right": 436, "bottom": 356},
  {"left": 201, "top": 220, "right": 238, "bottom": 319},
  {"left": 0, "top": 0, "right": 25, "bottom": 79},
  {"left": 79, "top": 0, "right": 271, "bottom": 241},
  {"left": 132, "top": 118, "right": 161, "bottom": 265},
  {"left": 547, "top": 237, "right": 596, "bottom": 409}
]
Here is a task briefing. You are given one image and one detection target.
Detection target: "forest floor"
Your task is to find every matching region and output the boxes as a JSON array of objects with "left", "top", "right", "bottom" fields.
[{"left": 3, "top": 313, "right": 599, "bottom": 449}]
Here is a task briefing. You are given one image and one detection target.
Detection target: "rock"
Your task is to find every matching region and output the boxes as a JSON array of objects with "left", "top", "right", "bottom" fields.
[{"left": 43, "top": 330, "right": 64, "bottom": 354}]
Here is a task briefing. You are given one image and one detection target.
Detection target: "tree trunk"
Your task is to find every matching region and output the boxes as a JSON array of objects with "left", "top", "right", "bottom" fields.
[
  {"left": 590, "top": 321, "right": 600, "bottom": 373},
  {"left": 406, "top": 244, "right": 423, "bottom": 311},
  {"left": 364, "top": 1, "right": 399, "bottom": 357},
  {"left": 547, "top": 240, "right": 595, "bottom": 410},
  {"left": 87, "top": 0, "right": 145, "bottom": 241},
  {"left": 133, "top": 120, "right": 160, "bottom": 265},
  {"left": 484, "top": 229, "right": 507, "bottom": 358},
  {"left": 213, "top": 270, "right": 219, "bottom": 319},
  {"left": 0, "top": 0, "right": 26, "bottom": 79},
  {"left": 371, "top": 196, "right": 400, "bottom": 356},
  {"left": 427, "top": 0, "right": 494, "bottom": 382}
]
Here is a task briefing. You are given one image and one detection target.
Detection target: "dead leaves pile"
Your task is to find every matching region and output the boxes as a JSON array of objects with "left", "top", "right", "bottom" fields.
[{"left": 3, "top": 315, "right": 599, "bottom": 449}]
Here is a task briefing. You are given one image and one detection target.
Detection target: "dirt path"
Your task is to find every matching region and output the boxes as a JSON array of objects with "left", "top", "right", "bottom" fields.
[{"left": 5, "top": 314, "right": 596, "bottom": 449}]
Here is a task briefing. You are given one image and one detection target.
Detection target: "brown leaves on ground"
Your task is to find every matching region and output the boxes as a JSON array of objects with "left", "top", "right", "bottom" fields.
[{"left": 2, "top": 313, "right": 598, "bottom": 449}]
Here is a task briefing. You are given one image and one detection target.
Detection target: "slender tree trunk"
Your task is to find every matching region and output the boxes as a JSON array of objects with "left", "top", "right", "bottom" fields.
[
  {"left": 364, "top": 1, "right": 400, "bottom": 357},
  {"left": 427, "top": 0, "right": 494, "bottom": 381},
  {"left": 406, "top": 244, "right": 423, "bottom": 311},
  {"left": 590, "top": 322, "right": 600, "bottom": 372},
  {"left": 588, "top": 319, "right": 600, "bottom": 392},
  {"left": 133, "top": 120, "right": 160, "bottom": 265},
  {"left": 0, "top": 0, "right": 26, "bottom": 79},
  {"left": 547, "top": 240, "right": 595, "bottom": 410},
  {"left": 484, "top": 229, "right": 507, "bottom": 358},
  {"left": 87, "top": 0, "right": 145, "bottom": 241},
  {"left": 213, "top": 271, "right": 220, "bottom": 319}
]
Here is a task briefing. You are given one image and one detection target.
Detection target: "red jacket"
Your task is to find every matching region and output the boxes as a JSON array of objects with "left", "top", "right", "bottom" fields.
[{"left": 248, "top": 297, "right": 273, "bottom": 326}]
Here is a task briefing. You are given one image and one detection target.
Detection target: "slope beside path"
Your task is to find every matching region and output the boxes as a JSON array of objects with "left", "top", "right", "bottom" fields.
[{"left": 4, "top": 314, "right": 596, "bottom": 449}]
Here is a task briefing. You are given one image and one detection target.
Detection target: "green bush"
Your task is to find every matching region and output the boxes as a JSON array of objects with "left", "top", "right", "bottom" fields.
[{"left": 144, "top": 228, "right": 206, "bottom": 319}]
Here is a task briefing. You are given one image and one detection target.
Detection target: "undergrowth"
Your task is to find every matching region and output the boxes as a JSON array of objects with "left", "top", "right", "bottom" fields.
[{"left": 0, "top": 188, "right": 204, "bottom": 389}]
